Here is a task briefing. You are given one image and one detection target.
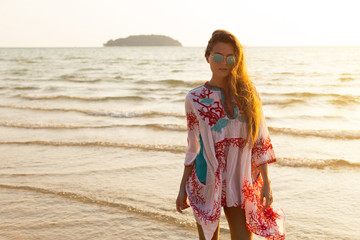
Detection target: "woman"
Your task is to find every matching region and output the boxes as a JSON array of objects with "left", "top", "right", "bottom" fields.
[{"left": 176, "top": 30, "right": 286, "bottom": 240}]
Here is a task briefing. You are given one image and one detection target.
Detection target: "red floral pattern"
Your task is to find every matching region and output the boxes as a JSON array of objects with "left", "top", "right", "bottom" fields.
[
  {"left": 186, "top": 112, "right": 199, "bottom": 131},
  {"left": 215, "top": 138, "right": 248, "bottom": 171},
  {"left": 188, "top": 168, "right": 206, "bottom": 205},
  {"left": 251, "top": 157, "right": 261, "bottom": 183},
  {"left": 215, "top": 138, "right": 248, "bottom": 207},
  {"left": 193, "top": 99, "right": 225, "bottom": 126},
  {"left": 251, "top": 136, "right": 277, "bottom": 182},
  {"left": 191, "top": 198, "right": 222, "bottom": 224},
  {"left": 187, "top": 167, "right": 222, "bottom": 224},
  {"left": 221, "top": 179, "right": 227, "bottom": 206},
  {"left": 191, "top": 87, "right": 212, "bottom": 99},
  {"left": 242, "top": 178, "right": 286, "bottom": 240},
  {"left": 252, "top": 136, "right": 274, "bottom": 160},
  {"left": 191, "top": 87, "right": 226, "bottom": 126}
]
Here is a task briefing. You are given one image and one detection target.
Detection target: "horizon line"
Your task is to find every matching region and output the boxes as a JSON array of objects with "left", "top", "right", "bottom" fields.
[{"left": 1, "top": 44, "right": 360, "bottom": 48}]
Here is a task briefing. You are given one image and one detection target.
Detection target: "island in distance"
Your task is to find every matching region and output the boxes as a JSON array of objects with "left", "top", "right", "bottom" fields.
[{"left": 103, "top": 34, "right": 182, "bottom": 47}]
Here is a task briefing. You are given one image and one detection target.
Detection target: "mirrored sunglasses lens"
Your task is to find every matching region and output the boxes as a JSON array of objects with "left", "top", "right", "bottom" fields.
[
  {"left": 227, "top": 56, "right": 236, "bottom": 65},
  {"left": 213, "top": 54, "right": 223, "bottom": 63}
]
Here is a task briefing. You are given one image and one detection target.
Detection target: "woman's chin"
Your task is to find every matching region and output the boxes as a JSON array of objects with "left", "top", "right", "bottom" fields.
[{"left": 215, "top": 72, "right": 230, "bottom": 78}]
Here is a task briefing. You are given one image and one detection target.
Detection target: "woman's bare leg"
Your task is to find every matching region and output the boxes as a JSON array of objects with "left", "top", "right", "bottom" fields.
[
  {"left": 223, "top": 206, "right": 253, "bottom": 240},
  {"left": 196, "top": 221, "right": 220, "bottom": 240}
]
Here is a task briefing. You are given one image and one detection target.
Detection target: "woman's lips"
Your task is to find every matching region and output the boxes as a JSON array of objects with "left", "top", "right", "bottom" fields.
[{"left": 219, "top": 68, "right": 228, "bottom": 71}]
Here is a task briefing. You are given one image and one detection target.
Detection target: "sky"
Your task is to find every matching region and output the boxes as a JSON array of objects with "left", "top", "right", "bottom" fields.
[{"left": 1, "top": 0, "right": 360, "bottom": 47}]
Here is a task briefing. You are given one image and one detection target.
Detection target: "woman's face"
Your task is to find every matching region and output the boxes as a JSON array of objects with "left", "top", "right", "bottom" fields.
[{"left": 206, "top": 42, "right": 235, "bottom": 79}]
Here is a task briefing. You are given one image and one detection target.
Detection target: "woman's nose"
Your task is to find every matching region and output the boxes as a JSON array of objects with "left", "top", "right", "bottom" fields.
[{"left": 220, "top": 58, "right": 227, "bottom": 64}]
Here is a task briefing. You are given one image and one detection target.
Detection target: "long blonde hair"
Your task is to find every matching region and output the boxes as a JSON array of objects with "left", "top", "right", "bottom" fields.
[{"left": 205, "top": 29, "right": 262, "bottom": 147}]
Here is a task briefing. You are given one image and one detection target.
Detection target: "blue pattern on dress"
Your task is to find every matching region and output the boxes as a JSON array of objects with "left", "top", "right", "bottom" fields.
[
  {"left": 200, "top": 98, "right": 214, "bottom": 105},
  {"left": 211, "top": 118, "right": 229, "bottom": 133},
  {"left": 195, "top": 135, "right": 207, "bottom": 184}
]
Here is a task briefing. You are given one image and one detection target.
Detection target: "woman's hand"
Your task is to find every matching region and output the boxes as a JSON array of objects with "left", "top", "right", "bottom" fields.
[
  {"left": 176, "top": 187, "right": 190, "bottom": 213},
  {"left": 260, "top": 180, "right": 273, "bottom": 211}
]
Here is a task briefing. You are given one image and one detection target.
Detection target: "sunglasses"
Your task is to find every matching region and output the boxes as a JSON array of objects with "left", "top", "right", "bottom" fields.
[{"left": 211, "top": 54, "right": 236, "bottom": 65}]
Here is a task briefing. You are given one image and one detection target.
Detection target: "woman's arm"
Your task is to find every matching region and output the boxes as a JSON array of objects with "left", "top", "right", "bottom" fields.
[
  {"left": 177, "top": 93, "right": 200, "bottom": 213},
  {"left": 176, "top": 164, "right": 193, "bottom": 213},
  {"left": 259, "top": 163, "right": 273, "bottom": 211},
  {"left": 179, "top": 165, "right": 194, "bottom": 191},
  {"left": 259, "top": 162, "right": 271, "bottom": 184}
]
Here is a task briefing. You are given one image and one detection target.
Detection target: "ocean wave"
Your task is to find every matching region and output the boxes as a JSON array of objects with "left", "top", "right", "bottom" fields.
[
  {"left": 0, "top": 121, "right": 186, "bottom": 131},
  {"left": 113, "top": 123, "right": 186, "bottom": 131},
  {"left": 5, "top": 58, "right": 38, "bottom": 63},
  {"left": 262, "top": 91, "right": 359, "bottom": 99},
  {"left": 1, "top": 104, "right": 358, "bottom": 139},
  {"left": 88, "top": 111, "right": 184, "bottom": 118},
  {"left": 135, "top": 79, "right": 205, "bottom": 88},
  {"left": 276, "top": 72, "right": 296, "bottom": 75},
  {"left": 0, "top": 122, "right": 110, "bottom": 129},
  {"left": 328, "top": 95, "right": 359, "bottom": 105},
  {"left": 0, "top": 183, "right": 139, "bottom": 211},
  {"left": 340, "top": 72, "right": 356, "bottom": 76},
  {"left": 0, "top": 184, "right": 198, "bottom": 229},
  {"left": 13, "top": 93, "right": 147, "bottom": 101},
  {"left": 329, "top": 98, "right": 360, "bottom": 105},
  {"left": 262, "top": 99, "right": 306, "bottom": 106},
  {"left": 0, "top": 141, "right": 186, "bottom": 153},
  {"left": 261, "top": 92, "right": 360, "bottom": 105},
  {"left": 269, "top": 127, "right": 360, "bottom": 140},
  {"left": 2, "top": 117, "right": 357, "bottom": 140},
  {"left": 0, "top": 104, "right": 185, "bottom": 118},
  {"left": 65, "top": 78, "right": 102, "bottom": 83},
  {"left": 276, "top": 157, "right": 360, "bottom": 170},
  {"left": 6, "top": 69, "right": 28, "bottom": 75},
  {"left": 63, "top": 56, "right": 88, "bottom": 60},
  {"left": 339, "top": 77, "right": 355, "bottom": 82},
  {"left": 12, "top": 86, "right": 40, "bottom": 90},
  {"left": 77, "top": 67, "right": 104, "bottom": 71},
  {"left": 0, "top": 163, "right": 175, "bottom": 177},
  {"left": 281, "top": 114, "right": 346, "bottom": 120},
  {"left": 58, "top": 74, "right": 102, "bottom": 83},
  {"left": 137, "top": 61, "right": 150, "bottom": 65},
  {"left": 59, "top": 74, "right": 76, "bottom": 79}
]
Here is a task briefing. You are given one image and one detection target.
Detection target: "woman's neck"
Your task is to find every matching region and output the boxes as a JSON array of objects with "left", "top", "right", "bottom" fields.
[{"left": 208, "top": 76, "right": 228, "bottom": 89}]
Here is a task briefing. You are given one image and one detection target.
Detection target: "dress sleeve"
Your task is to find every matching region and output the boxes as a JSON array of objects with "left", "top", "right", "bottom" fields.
[
  {"left": 184, "top": 93, "right": 201, "bottom": 167},
  {"left": 251, "top": 106, "right": 277, "bottom": 167}
]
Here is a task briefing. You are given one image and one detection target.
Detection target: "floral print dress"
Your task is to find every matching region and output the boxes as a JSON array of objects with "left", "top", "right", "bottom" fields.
[{"left": 184, "top": 82, "right": 286, "bottom": 240}]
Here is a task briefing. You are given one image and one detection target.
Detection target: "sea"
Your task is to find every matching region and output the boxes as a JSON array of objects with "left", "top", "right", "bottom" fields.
[{"left": 0, "top": 46, "right": 359, "bottom": 240}]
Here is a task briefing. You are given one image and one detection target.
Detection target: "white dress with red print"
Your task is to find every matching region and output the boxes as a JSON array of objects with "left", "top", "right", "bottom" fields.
[{"left": 184, "top": 82, "right": 286, "bottom": 240}]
